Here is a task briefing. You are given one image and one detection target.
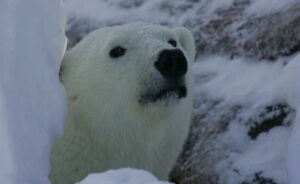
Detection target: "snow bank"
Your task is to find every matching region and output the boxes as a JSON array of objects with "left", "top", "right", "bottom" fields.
[
  {"left": 63, "top": 0, "right": 170, "bottom": 28},
  {"left": 77, "top": 168, "right": 172, "bottom": 184},
  {"left": 246, "top": 0, "right": 299, "bottom": 16},
  {"left": 279, "top": 54, "right": 300, "bottom": 184},
  {"left": 0, "top": 0, "right": 66, "bottom": 183},
  {"left": 193, "top": 56, "right": 284, "bottom": 105}
]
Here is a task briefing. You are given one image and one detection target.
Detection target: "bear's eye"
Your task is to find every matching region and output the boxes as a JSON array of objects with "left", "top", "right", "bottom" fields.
[
  {"left": 109, "top": 46, "right": 126, "bottom": 58},
  {"left": 168, "top": 39, "right": 177, "bottom": 47}
]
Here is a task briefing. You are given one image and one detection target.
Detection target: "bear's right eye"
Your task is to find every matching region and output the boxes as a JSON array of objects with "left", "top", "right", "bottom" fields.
[{"left": 109, "top": 46, "right": 126, "bottom": 58}]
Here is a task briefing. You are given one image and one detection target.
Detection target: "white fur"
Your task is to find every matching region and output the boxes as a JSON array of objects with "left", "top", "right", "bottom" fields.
[{"left": 49, "top": 23, "right": 195, "bottom": 184}]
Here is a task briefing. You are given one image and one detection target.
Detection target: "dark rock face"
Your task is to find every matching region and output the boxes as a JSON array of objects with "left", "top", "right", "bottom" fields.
[
  {"left": 241, "top": 172, "right": 276, "bottom": 184},
  {"left": 247, "top": 104, "right": 293, "bottom": 140}
]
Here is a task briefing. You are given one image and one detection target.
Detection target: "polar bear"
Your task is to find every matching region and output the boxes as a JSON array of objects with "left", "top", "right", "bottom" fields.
[{"left": 49, "top": 23, "right": 195, "bottom": 184}]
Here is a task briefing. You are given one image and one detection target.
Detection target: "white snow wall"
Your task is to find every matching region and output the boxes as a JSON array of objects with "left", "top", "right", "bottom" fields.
[{"left": 0, "top": 0, "right": 67, "bottom": 184}]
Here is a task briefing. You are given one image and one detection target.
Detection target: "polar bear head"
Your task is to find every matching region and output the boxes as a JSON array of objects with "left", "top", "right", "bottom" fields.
[
  {"left": 61, "top": 22, "right": 195, "bottom": 135},
  {"left": 54, "top": 23, "right": 195, "bottom": 182}
]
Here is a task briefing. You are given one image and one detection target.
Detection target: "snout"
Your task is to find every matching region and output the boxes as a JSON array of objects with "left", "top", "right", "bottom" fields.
[
  {"left": 154, "top": 49, "right": 187, "bottom": 81},
  {"left": 139, "top": 49, "right": 188, "bottom": 104}
]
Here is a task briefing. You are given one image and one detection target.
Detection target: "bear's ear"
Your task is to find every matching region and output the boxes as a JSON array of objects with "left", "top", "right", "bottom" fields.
[{"left": 174, "top": 27, "right": 196, "bottom": 62}]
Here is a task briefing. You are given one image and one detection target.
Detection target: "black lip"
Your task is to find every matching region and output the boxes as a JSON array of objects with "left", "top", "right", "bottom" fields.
[{"left": 139, "top": 86, "right": 187, "bottom": 103}]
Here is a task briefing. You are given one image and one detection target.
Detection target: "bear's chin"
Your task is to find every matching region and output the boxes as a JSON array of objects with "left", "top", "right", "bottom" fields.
[{"left": 139, "top": 85, "right": 187, "bottom": 104}]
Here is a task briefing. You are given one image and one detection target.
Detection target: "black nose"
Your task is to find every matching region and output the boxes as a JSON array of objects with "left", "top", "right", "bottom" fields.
[{"left": 154, "top": 49, "right": 188, "bottom": 80}]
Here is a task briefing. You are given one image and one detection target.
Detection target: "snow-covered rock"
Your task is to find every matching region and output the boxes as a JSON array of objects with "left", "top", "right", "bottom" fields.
[
  {"left": 170, "top": 55, "right": 298, "bottom": 184},
  {"left": 64, "top": 0, "right": 300, "bottom": 60},
  {"left": 77, "top": 169, "right": 172, "bottom": 184},
  {"left": 0, "top": 0, "right": 66, "bottom": 183}
]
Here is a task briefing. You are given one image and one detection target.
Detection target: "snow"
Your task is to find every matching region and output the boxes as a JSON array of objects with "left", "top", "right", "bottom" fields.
[
  {"left": 192, "top": 55, "right": 293, "bottom": 183},
  {"left": 63, "top": 0, "right": 236, "bottom": 30},
  {"left": 279, "top": 54, "right": 300, "bottom": 184},
  {"left": 288, "top": 110, "right": 300, "bottom": 184},
  {"left": 205, "top": 0, "right": 235, "bottom": 14},
  {"left": 63, "top": 0, "right": 173, "bottom": 27},
  {"left": 276, "top": 54, "right": 300, "bottom": 108},
  {"left": 192, "top": 54, "right": 300, "bottom": 184},
  {"left": 64, "top": 0, "right": 128, "bottom": 21},
  {"left": 0, "top": 0, "right": 66, "bottom": 183},
  {"left": 77, "top": 168, "right": 172, "bottom": 184},
  {"left": 0, "top": 89, "right": 14, "bottom": 184},
  {"left": 246, "top": 0, "right": 299, "bottom": 16},
  {"left": 191, "top": 53, "right": 300, "bottom": 184},
  {"left": 219, "top": 127, "right": 290, "bottom": 184},
  {"left": 193, "top": 56, "right": 284, "bottom": 105}
]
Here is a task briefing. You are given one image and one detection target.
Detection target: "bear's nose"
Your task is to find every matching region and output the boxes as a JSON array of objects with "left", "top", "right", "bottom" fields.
[{"left": 154, "top": 49, "right": 188, "bottom": 80}]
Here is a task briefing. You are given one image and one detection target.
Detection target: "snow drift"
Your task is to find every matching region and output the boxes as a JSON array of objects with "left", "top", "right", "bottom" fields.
[
  {"left": 77, "top": 168, "right": 172, "bottom": 184},
  {"left": 0, "top": 0, "right": 66, "bottom": 183}
]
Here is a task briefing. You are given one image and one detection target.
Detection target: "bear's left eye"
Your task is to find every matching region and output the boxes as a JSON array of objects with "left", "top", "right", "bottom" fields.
[
  {"left": 109, "top": 46, "right": 126, "bottom": 58},
  {"left": 168, "top": 39, "right": 177, "bottom": 47}
]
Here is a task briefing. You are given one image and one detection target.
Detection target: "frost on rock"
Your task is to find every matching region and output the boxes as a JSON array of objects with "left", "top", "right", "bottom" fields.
[{"left": 63, "top": 0, "right": 300, "bottom": 183}]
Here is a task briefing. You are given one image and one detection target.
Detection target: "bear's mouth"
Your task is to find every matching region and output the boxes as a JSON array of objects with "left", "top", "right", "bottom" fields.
[{"left": 139, "top": 85, "right": 187, "bottom": 103}]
